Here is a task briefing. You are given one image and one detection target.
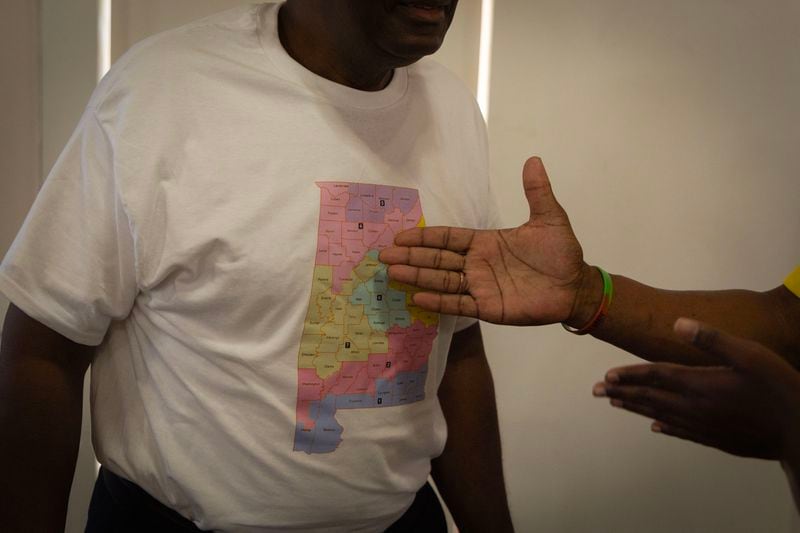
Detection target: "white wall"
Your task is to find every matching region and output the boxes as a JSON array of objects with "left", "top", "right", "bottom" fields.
[
  {"left": 485, "top": 1, "right": 800, "bottom": 531},
  {"left": 41, "top": 0, "right": 99, "bottom": 176},
  {"left": 0, "top": 0, "right": 41, "bottom": 324}
]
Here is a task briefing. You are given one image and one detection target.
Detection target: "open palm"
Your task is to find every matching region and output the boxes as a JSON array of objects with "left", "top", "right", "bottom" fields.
[{"left": 379, "top": 157, "right": 591, "bottom": 326}]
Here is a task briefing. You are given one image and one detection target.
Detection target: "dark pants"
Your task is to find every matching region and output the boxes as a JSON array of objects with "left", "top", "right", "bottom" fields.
[{"left": 86, "top": 467, "right": 447, "bottom": 533}]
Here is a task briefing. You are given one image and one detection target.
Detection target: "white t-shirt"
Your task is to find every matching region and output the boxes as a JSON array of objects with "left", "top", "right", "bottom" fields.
[{"left": 0, "top": 3, "right": 497, "bottom": 532}]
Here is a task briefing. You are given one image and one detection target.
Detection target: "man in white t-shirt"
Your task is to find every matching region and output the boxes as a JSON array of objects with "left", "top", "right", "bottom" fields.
[{"left": 0, "top": 1, "right": 514, "bottom": 532}]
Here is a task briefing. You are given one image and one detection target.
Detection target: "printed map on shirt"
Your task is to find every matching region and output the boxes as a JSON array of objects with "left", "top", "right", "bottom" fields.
[{"left": 294, "top": 182, "right": 440, "bottom": 454}]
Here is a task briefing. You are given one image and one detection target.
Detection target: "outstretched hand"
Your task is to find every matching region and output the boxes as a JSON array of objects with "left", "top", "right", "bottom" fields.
[
  {"left": 379, "top": 157, "right": 595, "bottom": 326},
  {"left": 595, "top": 318, "right": 800, "bottom": 460}
]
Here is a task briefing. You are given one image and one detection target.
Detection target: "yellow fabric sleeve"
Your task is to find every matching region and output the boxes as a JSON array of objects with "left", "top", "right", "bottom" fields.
[{"left": 785, "top": 266, "right": 800, "bottom": 298}]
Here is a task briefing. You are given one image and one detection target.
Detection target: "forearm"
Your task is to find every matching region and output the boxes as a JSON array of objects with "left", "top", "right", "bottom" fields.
[
  {"left": 431, "top": 324, "right": 513, "bottom": 532},
  {"left": 0, "top": 306, "right": 92, "bottom": 532},
  {"left": 570, "top": 270, "right": 800, "bottom": 366}
]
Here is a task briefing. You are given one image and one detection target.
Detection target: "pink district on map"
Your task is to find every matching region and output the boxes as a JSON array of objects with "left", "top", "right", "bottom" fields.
[{"left": 294, "top": 182, "right": 440, "bottom": 454}]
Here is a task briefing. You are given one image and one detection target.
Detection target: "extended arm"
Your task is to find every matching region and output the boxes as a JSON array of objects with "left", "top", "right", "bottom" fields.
[
  {"left": 387, "top": 236, "right": 800, "bottom": 506},
  {"left": 431, "top": 323, "right": 514, "bottom": 532},
  {"left": 379, "top": 156, "right": 800, "bottom": 510},
  {"left": 0, "top": 304, "right": 94, "bottom": 532},
  {"left": 572, "top": 273, "right": 800, "bottom": 366},
  {"left": 380, "top": 157, "right": 800, "bottom": 366}
]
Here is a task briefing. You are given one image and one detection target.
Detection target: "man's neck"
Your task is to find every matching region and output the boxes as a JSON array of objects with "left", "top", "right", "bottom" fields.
[{"left": 278, "top": 2, "right": 394, "bottom": 92}]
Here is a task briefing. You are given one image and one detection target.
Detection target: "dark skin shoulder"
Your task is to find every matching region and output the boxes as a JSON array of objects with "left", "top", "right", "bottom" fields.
[{"left": 0, "top": 304, "right": 94, "bottom": 532}]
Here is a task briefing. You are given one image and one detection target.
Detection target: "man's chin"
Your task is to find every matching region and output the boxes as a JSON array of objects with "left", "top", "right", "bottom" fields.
[{"left": 381, "top": 34, "right": 447, "bottom": 64}]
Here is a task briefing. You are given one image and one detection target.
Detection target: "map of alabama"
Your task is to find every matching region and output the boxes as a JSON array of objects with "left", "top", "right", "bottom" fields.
[{"left": 293, "top": 182, "right": 440, "bottom": 454}]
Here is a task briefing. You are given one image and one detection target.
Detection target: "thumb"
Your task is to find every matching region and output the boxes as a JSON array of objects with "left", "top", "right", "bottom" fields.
[
  {"left": 522, "top": 156, "right": 564, "bottom": 222},
  {"left": 673, "top": 317, "right": 760, "bottom": 368}
]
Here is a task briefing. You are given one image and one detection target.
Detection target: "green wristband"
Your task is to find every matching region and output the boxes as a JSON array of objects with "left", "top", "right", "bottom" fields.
[{"left": 562, "top": 267, "right": 613, "bottom": 335}]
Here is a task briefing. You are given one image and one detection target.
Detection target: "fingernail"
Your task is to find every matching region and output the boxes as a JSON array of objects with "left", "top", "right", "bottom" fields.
[
  {"left": 605, "top": 372, "right": 620, "bottom": 384},
  {"left": 592, "top": 383, "right": 607, "bottom": 397},
  {"left": 610, "top": 399, "right": 623, "bottom": 408},
  {"left": 674, "top": 317, "right": 700, "bottom": 342},
  {"left": 651, "top": 422, "right": 662, "bottom": 433}
]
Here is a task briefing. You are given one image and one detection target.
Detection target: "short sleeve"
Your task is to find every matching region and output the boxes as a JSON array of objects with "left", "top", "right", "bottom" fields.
[{"left": 0, "top": 109, "right": 138, "bottom": 346}]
